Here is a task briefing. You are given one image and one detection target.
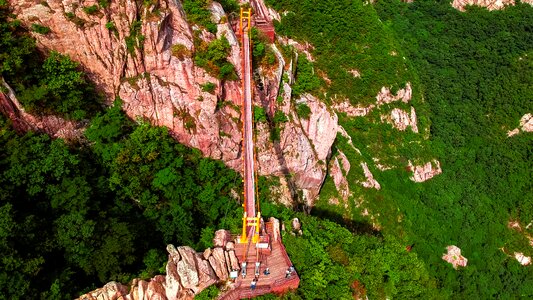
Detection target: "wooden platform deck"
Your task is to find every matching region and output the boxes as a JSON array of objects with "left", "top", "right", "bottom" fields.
[{"left": 218, "top": 222, "right": 299, "bottom": 299}]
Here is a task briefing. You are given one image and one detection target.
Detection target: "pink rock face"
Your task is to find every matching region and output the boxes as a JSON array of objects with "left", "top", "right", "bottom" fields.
[
  {"left": 381, "top": 107, "right": 418, "bottom": 133},
  {"left": 360, "top": 162, "right": 381, "bottom": 190},
  {"left": 209, "top": 247, "right": 229, "bottom": 281},
  {"left": 376, "top": 83, "right": 412, "bottom": 106},
  {"left": 409, "top": 160, "right": 442, "bottom": 182},
  {"left": 451, "top": 0, "right": 533, "bottom": 11},
  {"left": 78, "top": 243, "right": 242, "bottom": 300},
  {"left": 332, "top": 101, "right": 374, "bottom": 117},
  {"left": 329, "top": 151, "right": 351, "bottom": 200},
  {"left": 269, "top": 217, "right": 281, "bottom": 242},
  {"left": 5, "top": 0, "right": 338, "bottom": 207}
]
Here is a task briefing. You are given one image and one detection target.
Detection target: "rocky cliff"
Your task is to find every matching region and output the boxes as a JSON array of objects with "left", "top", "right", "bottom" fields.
[
  {"left": 77, "top": 230, "right": 242, "bottom": 300},
  {"left": 5, "top": 0, "right": 337, "bottom": 206},
  {"left": 451, "top": 0, "right": 533, "bottom": 11}
]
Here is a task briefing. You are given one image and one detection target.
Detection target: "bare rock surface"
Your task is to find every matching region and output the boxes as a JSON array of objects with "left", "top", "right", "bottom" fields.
[
  {"left": 4, "top": 0, "right": 339, "bottom": 207},
  {"left": 381, "top": 107, "right": 418, "bottom": 133},
  {"left": 442, "top": 245, "right": 468, "bottom": 269},
  {"left": 360, "top": 162, "right": 381, "bottom": 190},
  {"left": 210, "top": 247, "right": 229, "bottom": 281},
  {"left": 269, "top": 217, "right": 281, "bottom": 242},
  {"left": 451, "top": 0, "right": 533, "bottom": 11},
  {"left": 78, "top": 239, "right": 242, "bottom": 300},
  {"left": 376, "top": 83, "right": 412, "bottom": 105},
  {"left": 409, "top": 160, "right": 442, "bottom": 182},
  {"left": 332, "top": 101, "right": 374, "bottom": 117},
  {"left": 213, "top": 229, "right": 232, "bottom": 248},
  {"left": 515, "top": 252, "right": 531, "bottom": 266},
  {"left": 329, "top": 150, "right": 351, "bottom": 200}
]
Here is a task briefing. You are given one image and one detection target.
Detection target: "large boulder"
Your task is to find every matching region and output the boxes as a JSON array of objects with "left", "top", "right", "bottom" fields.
[{"left": 213, "top": 229, "right": 232, "bottom": 248}]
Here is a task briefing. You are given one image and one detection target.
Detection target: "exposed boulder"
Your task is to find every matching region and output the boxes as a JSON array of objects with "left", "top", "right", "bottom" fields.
[
  {"left": 376, "top": 83, "right": 412, "bottom": 106},
  {"left": 360, "top": 162, "right": 381, "bottom": 190},
  {"left": 451, "top": 0, "right": 533, "bottom": 11},
  {"left": 442, "top": 245, "right": 468, "bottom": 269},
  {"left": 408, "top": 160, "right": 442, "bottom": 182},
  {"left": 291, "top": 218, "right": 301, "bottom": 232},
  {"left": 269, "top": 217, "right": 281, "bottom": 242},
  {"left": 209, "top": 247, "right": 229, "bottom": 281},
  {"left": 194, "top": 254, "right": 218, "bottom": 293},
  {"left": 507, "top": 113, "right": 533, "bottom": 137},
  {"left": 213, "top": 229, "right": 232, "bottom": 248},
  {"left": 4, "top": 0, "right": 339, "bottom": 208},
  {"left": 176, "top": 247, "right": 199, "bottom": 290},
  {"left": 381, "top": 107, "right": 418, "bottom": 133},
  {"left": 515, "top": 252, "right": 531, "bottom": 266},
  {"left": 78, "top": 242, "right": 239, "bottom": 300},
  {"left": 77, "top": 281, "right": 129, "bottom": 300},
  {"left": 228, "top": 250, "right": 240, "bottom": 271}
]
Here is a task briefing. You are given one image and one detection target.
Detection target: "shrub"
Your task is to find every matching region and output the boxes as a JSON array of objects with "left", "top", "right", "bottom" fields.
[
  {"left": 194, "top": 37, "right": 236, "bottom": 80},
  {"left": 31, "top": 23, "right": 51, "bottom": 34},
  {"left": 253, "top": 106, "right": 267, "bottom": 123},
  {"left": 273, "top": 110, "right": 288, "bottom": 123},
  {"left": 295, "top": 102, "right": 311, "bottom": 119},
  {"left": 182, "top": 0, "right": 217, "bottom": 34},
  {"left": 171, "top": 44, "right": 191, "bottom": 60},
  {"left": 82, "top": 5, "right": 99, "bottom": 15},
  {"left": 200, "top": 82, "right": 216, "bottom": 93},
  {"left": 125, "top": 20, "right": 144, "bottom": 54},
  {"left": 98, "top": 0, "right": 110, "bottom": 8},
  {"left": 105, "top": 21, "right": 115, "bottom": 30}
]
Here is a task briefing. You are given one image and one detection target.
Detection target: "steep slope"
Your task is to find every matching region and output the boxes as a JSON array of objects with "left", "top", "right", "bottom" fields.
[{"left": 5, "top": 0, "right": 338, "bottom": 206}]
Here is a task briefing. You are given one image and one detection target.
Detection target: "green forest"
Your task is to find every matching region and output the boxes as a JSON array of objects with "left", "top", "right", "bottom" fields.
[
  {"left": 267, "top": 0, "right": 533, "bottom": 298},
  {"left": 1, "top": 0, "right": 532, "bottom": 299}
]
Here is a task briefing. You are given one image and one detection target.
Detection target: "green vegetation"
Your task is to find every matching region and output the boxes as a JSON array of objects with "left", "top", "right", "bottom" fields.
[
  {"left": 295, "top": 102, "right": 311, "bottom": 120},
  {"left": 255, "top": 203, "right": 438, "bottom": 299},
  {"left": 98, "top": 0, "right": 110, "bottom": 8},
  {"left": 1, "top": 0, "right": 532, "bottom": 298},
  {"left": 0, "top": 5, "right": 100, "bottom": 120},
  {"left": 217, "top": 0, "right": 239, "bottom": 13},
  {"left": 268, "top": 0, "right": 533, "bottom": 298},
  {"left": 0, "top": 7, "right": 242, "bottom": 296},
  {"left": 16, "top": 51, "right": 101, "bottom": 120},
  {"left": 31, "top": 23, "right": 50, "bottom": 34},
  {"left": 194, "top": 284, "right": 220, "bottom": 299},
  {"left": 182, "top": 0, "right": 217, "bottom": 34},
  {"left": 0, "top": 102, "right": 243, "bottom": 298},
  {"left": 82, "top": 5, "right": 99, "bottom": 15},
  {"left": 200, "top": 82, "right": 216, "bottom": 93},
  {"left": 367, "top": 1, "right": 533, "bottom": 298},
  {"left": 292, "top": 56, "right": 321, "bottom": 97},
  {"left": 251, "top": 27, "right": 277, "bottom": 68},
  {"left": 171, "top": 43, "right": 192, "bottom": 60},
  {"left": 194, "top": 36, "right": 237, "bottom": 80},
  {"left": 265, "top": 0, "right": 414, "bottom": 104},
  {"left": 125, "top": 20, "right": 144, "bottom": 54},
  {"left": 254, "top": 105, "right": 267, "bottom": 123}
]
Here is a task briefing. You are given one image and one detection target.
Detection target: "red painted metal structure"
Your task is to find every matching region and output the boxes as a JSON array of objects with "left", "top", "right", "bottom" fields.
[
  {"left": 238, "top": 7, "right": 261, "bottom": 245},
  {"left": 218, "top": 4, "right": 299, "bottom": 299}
]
